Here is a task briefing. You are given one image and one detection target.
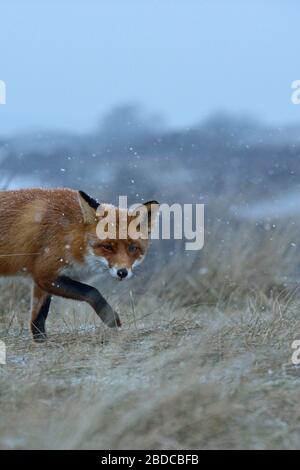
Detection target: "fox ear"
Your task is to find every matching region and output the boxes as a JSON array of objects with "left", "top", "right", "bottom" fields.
[
  {"left": 143, "top": 200, "right": 160, "bottom": 234},
  {"left": 78, "top": 191, "right": 99, "bottom": 224}
]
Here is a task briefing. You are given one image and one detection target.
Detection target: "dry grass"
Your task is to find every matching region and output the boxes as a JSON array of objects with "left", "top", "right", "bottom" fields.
[{"left": 0, "top": 220, "right": 300, "bottom": 449}]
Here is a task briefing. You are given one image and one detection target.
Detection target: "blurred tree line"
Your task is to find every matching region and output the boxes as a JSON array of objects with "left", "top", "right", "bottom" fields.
[{"left": 1, "top": 105, "right": 300, "bottom": 206}]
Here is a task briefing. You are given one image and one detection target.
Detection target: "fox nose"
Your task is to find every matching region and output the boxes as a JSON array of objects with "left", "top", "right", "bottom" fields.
[{"left": 117, "top": 268, "right": 128, "bottom": 279}]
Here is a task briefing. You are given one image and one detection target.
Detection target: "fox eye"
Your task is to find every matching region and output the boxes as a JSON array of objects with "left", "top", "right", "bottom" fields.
[
  {"left": 128, "top": 243, "right": 139, "bottom": 254},
  {"left": 100, "top": 243, "right": 114, "bottom": 252}
]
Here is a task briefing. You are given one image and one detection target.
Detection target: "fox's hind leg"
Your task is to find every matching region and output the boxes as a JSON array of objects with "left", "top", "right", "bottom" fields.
[{"left": 30, "top": 283, "right": 52, "bottom": 342}]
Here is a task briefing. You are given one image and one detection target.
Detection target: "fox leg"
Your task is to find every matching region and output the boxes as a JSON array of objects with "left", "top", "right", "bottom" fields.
[
  {"left": 37, "top": 276, "right": 121, "bottom": 328},
  {"left": 31, "top": 284, "right": 52, "bottom": 342}
]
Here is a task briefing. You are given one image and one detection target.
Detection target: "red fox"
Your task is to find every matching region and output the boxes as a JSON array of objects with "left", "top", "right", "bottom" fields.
[{"left": 0, "top": 188, "right": 159, "bottom": 341}]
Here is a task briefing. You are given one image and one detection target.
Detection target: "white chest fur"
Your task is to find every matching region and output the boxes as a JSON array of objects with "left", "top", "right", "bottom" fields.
[{"left": 60, "top": 249, "right": 109, "bottom": 281}]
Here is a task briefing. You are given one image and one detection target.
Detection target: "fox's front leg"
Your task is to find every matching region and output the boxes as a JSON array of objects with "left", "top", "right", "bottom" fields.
[
  {"left": 31, "top": 284, "right": 52, "bottom": 342},
  {"left": 37, "top": 276, "right": 121, "bottom": 329}
]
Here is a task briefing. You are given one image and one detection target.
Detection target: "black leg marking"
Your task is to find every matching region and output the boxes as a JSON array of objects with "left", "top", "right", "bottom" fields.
[
  {"left": 43, "top": 276, "right": 121, "bottom": 328},
  {"left": 31, "top": 295, "right": 52, "bottom": 342}
]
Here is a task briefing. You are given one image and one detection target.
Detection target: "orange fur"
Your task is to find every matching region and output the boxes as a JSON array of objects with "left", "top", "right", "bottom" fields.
[
  {"left": 0, "top": 188, "right": 89, "bottom": 282},
  {"left": 0, "top": 188, "right": 159, "bottom": 339}
]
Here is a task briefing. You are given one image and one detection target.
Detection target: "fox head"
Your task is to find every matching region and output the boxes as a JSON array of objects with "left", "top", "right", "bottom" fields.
[{"left": 78, "top": 191, "right": 159, "bottom": 280}]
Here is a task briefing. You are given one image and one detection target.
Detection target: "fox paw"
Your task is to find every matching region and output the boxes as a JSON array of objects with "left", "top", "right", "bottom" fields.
[
  {"left": 100, "top": 304, "right": 122, "bottom": 328},
  {"left": 32, "top": 332, "right": 48, "bottom": 343},
  {"left": 31, "top": 322, "right": 47, "bottom": 342}
]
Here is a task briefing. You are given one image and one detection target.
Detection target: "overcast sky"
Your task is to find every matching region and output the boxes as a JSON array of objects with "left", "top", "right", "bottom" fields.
[{"left": 0, "top": 0, "right": 299, "bottom": 136}]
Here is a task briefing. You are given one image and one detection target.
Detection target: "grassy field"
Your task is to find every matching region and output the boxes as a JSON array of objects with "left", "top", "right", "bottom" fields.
[{"left": 0, "top": 221, "right": 300, "bottom": 449}]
